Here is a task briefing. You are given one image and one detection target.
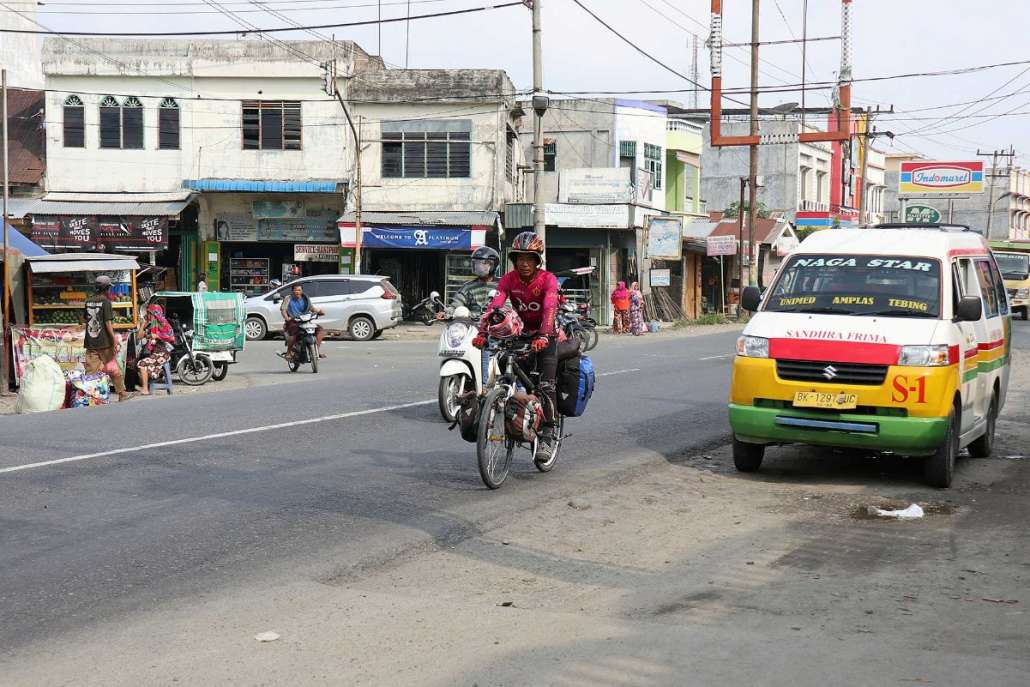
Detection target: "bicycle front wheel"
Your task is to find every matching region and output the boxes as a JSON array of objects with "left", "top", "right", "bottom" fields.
[{"left": 477, "top": 386, "right": 514, "bottom": 489}]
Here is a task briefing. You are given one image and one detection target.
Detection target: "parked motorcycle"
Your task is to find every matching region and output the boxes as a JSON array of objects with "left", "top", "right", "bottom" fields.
[
  {"left": 169, "top": 315, "right": 214, "bottom": 385},
  {"left": 404, "top": 291, "right": 446, "bottom": 326},
  {"left": 437, "top": 305, "right": 498, "bottom": 422},
  {"left": 283, "top": 312, "right": 321, "bottom": 373}
]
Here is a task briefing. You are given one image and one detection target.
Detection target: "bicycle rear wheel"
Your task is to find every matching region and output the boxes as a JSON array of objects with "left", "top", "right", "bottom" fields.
[{"left": 477, "top": 386, "right": 514, "bottom": 489}]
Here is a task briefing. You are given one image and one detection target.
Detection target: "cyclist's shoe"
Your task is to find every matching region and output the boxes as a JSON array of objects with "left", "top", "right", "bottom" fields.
[{"left": 537, "top": 424, "right": 556, "bottom": 459}]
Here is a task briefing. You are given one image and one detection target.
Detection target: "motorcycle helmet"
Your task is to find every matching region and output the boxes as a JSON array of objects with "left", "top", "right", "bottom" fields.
[
  {"left": 508, "top": 231, "right": 545, "bottom": 265},
  {"left": 485, "top": 306, "right": 524, "bottom": 339},
  {"left": 471, "top": 246, "right": 500, "bottom": 278}
]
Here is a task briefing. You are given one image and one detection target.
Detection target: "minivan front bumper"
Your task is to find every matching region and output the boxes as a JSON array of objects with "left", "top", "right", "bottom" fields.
[{"left": 729, "top": 404, "right": 948, "bottom": 454}]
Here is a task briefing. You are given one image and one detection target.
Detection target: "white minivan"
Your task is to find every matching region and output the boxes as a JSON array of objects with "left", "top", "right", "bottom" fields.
[{"left": 730, "top": 224, "right": 1012, "bottom": 487}]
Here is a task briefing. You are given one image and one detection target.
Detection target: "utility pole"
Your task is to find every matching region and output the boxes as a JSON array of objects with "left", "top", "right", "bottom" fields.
[
  {"left": 325, "top": 60, "right": 363, "bottom": 273},
  {"left": 691, "top": 34, "right": 700, "bottom": 110},
  {"left": 856, "top": 106, "right": 894, "bottom": 225},
  {"left": 2, "top": 69, "right": 10, "bottom": 395},
  {"left": 746, "top": 0, "right": 760, "bottom": 287},
  {"left": 737, "top": 177, "right": 746, "bottom": 310},
  {"left": 529, "top": 0, "right": 548, "bottom": 255},
  {"left": 978, "top": 146, "right": 1016, "bottom": 239}
]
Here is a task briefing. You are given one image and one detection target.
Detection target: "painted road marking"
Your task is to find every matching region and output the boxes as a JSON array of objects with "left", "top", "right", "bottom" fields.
[
  {"left": 0, "top": 400, "right": 436, "bottom": 476},
  {"left": 699, "top": 354, "right": 732, "bottom": 361},
  {"left": 597, "top": 368, "right": 642, "bottom": 377},
  {"left": 3, "top": 369, "right": 645, "bottom": 475}
]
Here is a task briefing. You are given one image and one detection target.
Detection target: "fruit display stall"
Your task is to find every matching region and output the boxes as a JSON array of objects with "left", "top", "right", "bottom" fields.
[{"left": 10, "top": 254, "right": 140, "bottom": 383}]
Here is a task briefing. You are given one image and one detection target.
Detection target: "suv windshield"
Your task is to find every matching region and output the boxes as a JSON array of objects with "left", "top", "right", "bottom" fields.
[
  {"left": 994, "top": 252, "right": 1030, "bottom": 280},
  {"left": 766, "top": 254, "right": 942, "bottom": 318}
]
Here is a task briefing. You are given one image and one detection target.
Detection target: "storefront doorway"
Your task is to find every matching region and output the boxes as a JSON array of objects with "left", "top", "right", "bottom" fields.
[
  {"left": 220, "top": 242, "right": 338, "bottom": 296},
  {"left": 367, "top": 249, "right": 446, "bottom": 306}
]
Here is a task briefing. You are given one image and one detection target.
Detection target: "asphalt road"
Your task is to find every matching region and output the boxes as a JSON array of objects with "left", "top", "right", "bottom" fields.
[
  {"left": 0, "top": 328, "right": 740, "bottom": 652},
  {"left": 2, "top": 322, "right": 1028, "bottom": 685}
]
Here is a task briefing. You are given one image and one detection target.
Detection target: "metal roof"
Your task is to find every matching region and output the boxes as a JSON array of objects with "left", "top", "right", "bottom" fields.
[
  {"left": 338, "top": 210, "right": 500, "bottom": 226},
  {"left": 30, "top": 192, "right": 196, "bottom": 217},
  {"left": 26, "top": 253, "right": 140, "bottom": 273},
  {"left": 184, "top": 179, "right": 344, "bottom": 193},
  {"left": 683, "top": 218, "right": 719, "bottom": 240}
]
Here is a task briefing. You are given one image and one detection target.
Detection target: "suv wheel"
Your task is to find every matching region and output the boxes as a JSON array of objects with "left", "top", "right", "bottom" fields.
[
  {"left": 349, "top": 316, "right": 375, "bottom": 341},
  {"left": 244, "top": 316, "right": 267, "bottom": 341}
]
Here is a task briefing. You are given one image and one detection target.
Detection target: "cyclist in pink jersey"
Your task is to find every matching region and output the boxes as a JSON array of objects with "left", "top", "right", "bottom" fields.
[{"left": 474, "top": 231, "right": 561, "bottom": 458}]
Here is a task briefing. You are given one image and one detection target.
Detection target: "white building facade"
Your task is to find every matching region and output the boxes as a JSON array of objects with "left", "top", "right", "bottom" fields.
[{"left": 38, "top": 38, "right": 521, "bottom": 300}]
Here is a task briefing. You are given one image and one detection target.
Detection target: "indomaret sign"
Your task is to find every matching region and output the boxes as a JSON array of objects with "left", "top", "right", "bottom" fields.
[{"left": 899, "top": 161, "right": 984, "bottom": 194}]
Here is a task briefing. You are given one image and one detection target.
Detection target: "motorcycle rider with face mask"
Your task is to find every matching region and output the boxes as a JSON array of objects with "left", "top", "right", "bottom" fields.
[
  {"left": 473, "top": 232, "right": 561, "bottom": 458},
  {"left": 441, "top": 246, "right": 500, "bottom": 320}
]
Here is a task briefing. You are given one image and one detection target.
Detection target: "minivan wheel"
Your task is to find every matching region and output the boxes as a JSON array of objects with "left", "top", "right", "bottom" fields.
[
  {"left": 733, "top": 438, "right": 765, "bottom": 472},
  {"left": 968, "top": 394, "right": 997, "bottom": 458},
  {"left": 349, "top": 316, "right": 375, "bottom": 341},
  {"left": 244, "top": 316, "right": 267, "bottom": 341},
  {"left": 925, "top": 408, "right": 958, "bottom": 488}
]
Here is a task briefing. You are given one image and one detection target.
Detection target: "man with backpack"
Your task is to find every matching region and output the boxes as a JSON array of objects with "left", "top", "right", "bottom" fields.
[
  {"left": 281, "top": 283, "right": 326, "bottom": 360},
  {"left": 473, "top": 232, "right": 561, "bottom": 459}
]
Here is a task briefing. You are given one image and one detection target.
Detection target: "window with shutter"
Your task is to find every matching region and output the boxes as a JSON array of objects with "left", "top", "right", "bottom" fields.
[
  {"left": 159, "top": 98, "right": 180, "bottom": 150},
  {"left": 63, "top": 95, "right": 85, "bottom": 148},
  {"left": 543, "top": 141, "right": 557, "bottom": 172},
  {"left": 380, "top": 121, "right": 472, "bottom": 179},
  {"left": 99, "top": 95, "right": 121, "bottom": 149},
  {"left": 122, "top": 96, "right": 144, "bottom": 149},
  {"left": 241, "top": 100, "right": 302, "bottom": 150}
]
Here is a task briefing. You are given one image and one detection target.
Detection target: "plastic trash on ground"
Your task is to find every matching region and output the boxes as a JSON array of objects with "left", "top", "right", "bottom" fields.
[{"left": 871, "top": 503, "right": 924, "bottom": 519}]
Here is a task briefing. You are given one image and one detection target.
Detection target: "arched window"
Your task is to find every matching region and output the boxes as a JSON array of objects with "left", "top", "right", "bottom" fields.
[
  {"left": 99, "top": 95, "right": 144, "bottom": 149},
  {"left": 63, "top": 95, "right": 85, "bottom": 148},
  {"left": 122, "top": 96, "right": 144, "bottom": 149},
  {"left": 159, "top": 97, "right": 180, "bottom": 150},
  {"left": 99, "top": 95, "right": 121, "bottom": 148}
]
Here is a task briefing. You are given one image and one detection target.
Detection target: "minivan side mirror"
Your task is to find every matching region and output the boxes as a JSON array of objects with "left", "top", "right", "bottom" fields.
[
  {"left": 741, "top": 286, "right": 762, "bottom": 312},
  {"left": 956, "top": 295, "right": 983, "bottom": 322}
]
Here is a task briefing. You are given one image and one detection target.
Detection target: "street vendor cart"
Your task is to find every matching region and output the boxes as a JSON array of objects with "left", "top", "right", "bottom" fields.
[{"left": 146, "top": 291, "right": 246, "bottom": 381}]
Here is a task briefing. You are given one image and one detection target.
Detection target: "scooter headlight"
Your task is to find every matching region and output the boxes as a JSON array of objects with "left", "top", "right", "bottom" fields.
[{"left": 446, "top": 322, "right": 470, "bottom": 348}]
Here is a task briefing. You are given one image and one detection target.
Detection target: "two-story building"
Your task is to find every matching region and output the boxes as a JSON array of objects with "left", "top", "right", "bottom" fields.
[
  {"left": 506, "top": 98, "right": 683, "bottom": 322},
  {"left": 37, "top": 38, "right": 522, "bottom": 303}
]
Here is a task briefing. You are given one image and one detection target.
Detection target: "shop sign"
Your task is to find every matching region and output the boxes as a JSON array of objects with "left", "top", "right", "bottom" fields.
[
  {"left": 258, "top": 218, "right": 337, "bottom": 243},
  {"left": 95, "top": 216, "right": 168, "bottom": 251},
  {"left": 215, "top": 216, "right": 258, "bottom": 241},
  {"left": 904, "top": 204, "right": 943, "bottom": 224},
  {"left": 706, "top": 235, "right": 738, "bottom": 256},
  {"left": 559, "top": 168, "right": 634, "bottom": 204},
  {"left": 647, "top": 216, "right": 683, "bottom": 260},
  {"left": 649, "top": 268, "right": 671, "bottom": 287},
  {"left": 294, "top": 244, "right": 339, "bottom": 262},
  {"left": 10, "top": 325, "right": 128, "bottom": 384},
  {"left": 543, "top": 204, "right": 630, "bottom": 229},
  {"left": 363, "top": 226, "right": 474, "bottom": 250},
  {"left": 899, "top": 161, "right": 984, "bottom": 194},
  {"left": 31, "top": 215, "right": 167, "bottom": 250},
  {"left": 252, "top": 200, "right": 305, "bottom": 219}
]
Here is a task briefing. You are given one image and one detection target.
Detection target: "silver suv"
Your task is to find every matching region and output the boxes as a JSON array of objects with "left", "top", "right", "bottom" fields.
[{"left": 243, "top": 275, "right": 403, "bottom": 342}]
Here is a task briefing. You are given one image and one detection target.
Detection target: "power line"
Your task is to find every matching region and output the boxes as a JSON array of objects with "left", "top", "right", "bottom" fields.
[
  {"left": 11, "top": 0, "right": 450, "bottom": 14},
  {"left": 0, "top": 1, "right": 524, "bottom": 35},
  {"left": 569, "top": 0, "right": 748, "bottom": 108}
]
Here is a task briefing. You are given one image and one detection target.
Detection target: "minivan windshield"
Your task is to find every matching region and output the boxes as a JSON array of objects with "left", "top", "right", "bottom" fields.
[
  {"left": 993, "top": 252, "right": 1030, "bottom": 280},
  {"left": 766, "top": 254, "right": 942, "bottom": 318}
]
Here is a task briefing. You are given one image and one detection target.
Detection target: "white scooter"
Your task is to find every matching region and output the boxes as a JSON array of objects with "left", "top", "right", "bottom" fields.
[{"left": 437, "top": 305, "right": 497, "bottom": 422}]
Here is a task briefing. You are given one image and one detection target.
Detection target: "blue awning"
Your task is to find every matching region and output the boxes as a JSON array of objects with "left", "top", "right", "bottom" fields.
[
  {"left": 183, "top": 179, "right": 344, "bottom": 193},
  {"left": 3, "top": 223, "right": 47, "bottom": 257}
]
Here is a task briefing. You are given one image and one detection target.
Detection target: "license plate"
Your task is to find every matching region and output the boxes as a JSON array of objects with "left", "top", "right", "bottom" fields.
[{"left": 793, "top": 391, "right": 858, "bottom": 410}]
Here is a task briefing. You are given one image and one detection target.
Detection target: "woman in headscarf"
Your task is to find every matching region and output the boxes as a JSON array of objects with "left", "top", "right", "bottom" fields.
[
  {"left": 611, "top": 281, "right": 630, "bottom": 334},
  {"left": 136, "top": 303, "right": 175, "bottom": 394},
  {"left": 629, "top": 281, "right": 647, "bottom": 335}
]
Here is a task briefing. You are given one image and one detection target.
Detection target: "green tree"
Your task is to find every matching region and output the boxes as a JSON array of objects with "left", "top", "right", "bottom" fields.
[{"left": 723, "top": 201, "right": 771, "bottom": 219}]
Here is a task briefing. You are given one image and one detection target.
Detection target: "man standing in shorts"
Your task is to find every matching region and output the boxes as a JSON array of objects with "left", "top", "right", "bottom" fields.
[{"left": 83, "top": 275, "right": 133, "bottom": 401}]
